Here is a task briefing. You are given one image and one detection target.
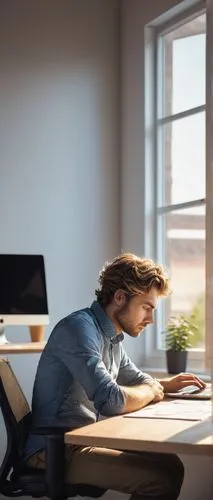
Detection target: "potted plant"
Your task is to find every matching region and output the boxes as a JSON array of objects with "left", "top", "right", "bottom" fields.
[{"left": 163, "top": 315, "right": 197, "bottom": 374}]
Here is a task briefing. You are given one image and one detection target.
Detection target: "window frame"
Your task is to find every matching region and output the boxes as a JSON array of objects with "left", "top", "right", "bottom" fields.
[{"left": 143, "top": 1, "right": 208, "bottom": 373}]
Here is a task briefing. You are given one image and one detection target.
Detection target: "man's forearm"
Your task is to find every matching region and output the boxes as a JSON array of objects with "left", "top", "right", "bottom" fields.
[{"left": 120, "top": 383, "right": 155, "bottom": 413}]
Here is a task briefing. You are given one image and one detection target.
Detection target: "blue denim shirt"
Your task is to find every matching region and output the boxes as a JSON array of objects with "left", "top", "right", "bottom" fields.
[{"left": 24, "top": 301, "right": 153, "bottom": 460}]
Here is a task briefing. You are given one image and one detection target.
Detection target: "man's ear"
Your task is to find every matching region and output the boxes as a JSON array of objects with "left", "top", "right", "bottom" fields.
[{"left": 114, "top": 289, "right": 126, "bottom": 307}]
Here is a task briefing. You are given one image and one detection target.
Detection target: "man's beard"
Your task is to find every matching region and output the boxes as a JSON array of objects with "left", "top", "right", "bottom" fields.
[{"left": 114, "top": 308, "right": 145, "bottom": 337}]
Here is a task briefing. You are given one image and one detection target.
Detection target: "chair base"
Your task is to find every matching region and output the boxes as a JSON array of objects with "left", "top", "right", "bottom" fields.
[{"left": 5, "top": 468, "right": 106, "bottom": 499}]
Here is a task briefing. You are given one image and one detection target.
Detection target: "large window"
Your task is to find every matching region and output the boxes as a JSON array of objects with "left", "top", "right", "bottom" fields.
[{"left": 151, "top": 10, "right": 206, "bottom": 368}]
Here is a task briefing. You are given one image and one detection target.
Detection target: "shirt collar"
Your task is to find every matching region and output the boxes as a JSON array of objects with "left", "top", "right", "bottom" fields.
[{"left": 90, "top": 301, "right": 124, "bottom": 344}]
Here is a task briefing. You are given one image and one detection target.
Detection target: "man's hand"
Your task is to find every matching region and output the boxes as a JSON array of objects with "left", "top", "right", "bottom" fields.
[
  {"left": 121, "top": 378, "right": 164, "bottom": 413},
  {"left": 159, "top": 373, "right": 206, "bottom": 393},
  {"left": 146, "top": 378, "right": 164, "bottom": 402}
]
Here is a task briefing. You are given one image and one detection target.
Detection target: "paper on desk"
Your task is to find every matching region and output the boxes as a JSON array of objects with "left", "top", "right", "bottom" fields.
[{"left": 124, "top": 400, "right": 212, "bottom": 421}]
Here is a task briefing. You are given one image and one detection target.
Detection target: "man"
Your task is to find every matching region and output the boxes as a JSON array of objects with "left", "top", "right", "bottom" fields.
[{"left": 25, "top": 253, "right": 205, "bottom": 500}]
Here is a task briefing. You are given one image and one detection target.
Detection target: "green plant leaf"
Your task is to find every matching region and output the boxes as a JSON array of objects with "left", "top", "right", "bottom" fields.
[{"left": 162, "top": 314, "right": 195, "bottom": 351}]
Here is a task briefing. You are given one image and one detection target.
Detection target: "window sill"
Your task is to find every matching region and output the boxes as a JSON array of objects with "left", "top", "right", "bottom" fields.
[{"left": 141, "top": 367, "right": 211, "bottom": 382}]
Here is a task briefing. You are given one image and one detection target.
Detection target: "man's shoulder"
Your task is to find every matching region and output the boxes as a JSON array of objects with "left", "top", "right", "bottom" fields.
[
  {"left": 65, "top": 307, "right": 97, "bottom": 327},
  {"left": 52, "top": 307, "right": 100, "bottom": 340}
]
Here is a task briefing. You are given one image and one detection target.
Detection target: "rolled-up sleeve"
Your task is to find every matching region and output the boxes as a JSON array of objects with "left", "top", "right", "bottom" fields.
[
  {"left": 117, "top": 344, "right": 154, "bottom": 386},
  {"left": 54, "top": 316, "right": 125, "bottom": 416}
]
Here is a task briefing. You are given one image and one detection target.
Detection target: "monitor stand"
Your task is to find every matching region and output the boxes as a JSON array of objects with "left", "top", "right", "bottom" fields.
[{"left": 0, "top": 325, "right": 9, "bottom": 345}]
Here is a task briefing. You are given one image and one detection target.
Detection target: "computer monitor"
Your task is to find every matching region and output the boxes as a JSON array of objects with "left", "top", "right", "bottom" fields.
[{"left": 0, "top": 254, "right": 49, "bottom": 327}]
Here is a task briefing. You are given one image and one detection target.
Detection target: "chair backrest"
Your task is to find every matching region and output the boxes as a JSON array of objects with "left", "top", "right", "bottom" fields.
[
  {"left": 0, "top": 358, "right": 32, "bottom": 486},
  {"left": 0, "top": 358, "right": 106, "bottom": 500},
  {"left": 0, "top": 358, "right": 30, "bottom": 423}
]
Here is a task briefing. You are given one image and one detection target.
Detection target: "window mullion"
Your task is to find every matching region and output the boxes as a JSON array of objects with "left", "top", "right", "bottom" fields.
[
  {"left": 158, "top": 104, "right": 206, "bottom": 125},
  {"left": 158, "top": 198, "right": 206, "bottom": 215}
]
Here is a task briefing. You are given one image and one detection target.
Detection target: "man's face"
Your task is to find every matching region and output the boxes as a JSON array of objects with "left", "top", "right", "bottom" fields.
[{"left": 113, "top": 288, "right": 158, "bottom": 337}]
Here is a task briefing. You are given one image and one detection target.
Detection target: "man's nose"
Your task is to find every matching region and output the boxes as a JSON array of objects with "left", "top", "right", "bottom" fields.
[{"left": 147, "top": 312, "right": 154, "bottom": 324}]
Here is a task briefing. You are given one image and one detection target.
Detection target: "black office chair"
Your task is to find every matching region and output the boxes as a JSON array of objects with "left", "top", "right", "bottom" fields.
[{"left": 0, "top": 358, "right": 106, "bottom": 499}]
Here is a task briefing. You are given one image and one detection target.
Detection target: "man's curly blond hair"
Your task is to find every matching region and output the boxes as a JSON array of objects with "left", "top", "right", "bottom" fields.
[{"left": 95, "top": 253, "right": 170, "bottom": 307}]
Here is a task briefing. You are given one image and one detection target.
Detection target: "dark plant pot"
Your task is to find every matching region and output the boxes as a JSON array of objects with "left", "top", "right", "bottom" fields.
[{"left": 166, "top": 350, "right": 188, "bottom": 374}]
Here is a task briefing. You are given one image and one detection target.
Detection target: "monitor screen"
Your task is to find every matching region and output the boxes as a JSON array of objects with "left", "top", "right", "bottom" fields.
[{"left": 0, "top": 254, "right": 49, "bottom": 326}]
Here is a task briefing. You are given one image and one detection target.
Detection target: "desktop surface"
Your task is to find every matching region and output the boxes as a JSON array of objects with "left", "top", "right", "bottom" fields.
[{"left": 65, "top": 404, "right": 213, "bottom": 457}]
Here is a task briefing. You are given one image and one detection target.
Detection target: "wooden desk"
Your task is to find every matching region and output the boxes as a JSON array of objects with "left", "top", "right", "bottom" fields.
[
  {"left": 65, "top": 413, "right": 213, "bottom": 457},
  {"left": 0, "top": 341, "right": 46, "bottom": 354}
]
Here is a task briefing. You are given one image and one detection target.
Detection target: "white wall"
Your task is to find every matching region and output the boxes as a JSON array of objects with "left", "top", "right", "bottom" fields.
[
  {"left": 121, "top": 0, "right": 192, "bottom": 255},
  {"left": 0, "top": 0, "right": 120, "bottom": 484},
  {"left": 121, "top": 1, "right": 213, "bottom": 499}
]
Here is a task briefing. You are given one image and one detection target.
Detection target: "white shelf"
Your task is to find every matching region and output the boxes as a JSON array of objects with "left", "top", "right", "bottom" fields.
[{"left": 0, "top": 341, "right": 46, "bottom": 354}]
